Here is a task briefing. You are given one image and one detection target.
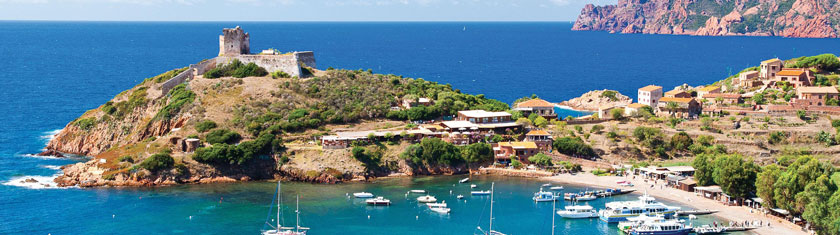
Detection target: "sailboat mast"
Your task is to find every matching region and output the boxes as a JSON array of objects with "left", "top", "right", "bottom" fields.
[
  {"left": 277, "top": 181, "right": 281, "bottom": 230},
  {"left": 489, "top": 182, "right": 494, "bottom": 233},
  {"left": 295, "top": 195, "right": 300, "bottom": 232},
  {"left": 552, "top": 195, "right": 556, "bottom": 235}
]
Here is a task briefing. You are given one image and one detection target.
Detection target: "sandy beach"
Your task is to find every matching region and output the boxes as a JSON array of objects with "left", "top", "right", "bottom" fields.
[{"left": 542, "top": 173, "right": 806, "bottom": 235}]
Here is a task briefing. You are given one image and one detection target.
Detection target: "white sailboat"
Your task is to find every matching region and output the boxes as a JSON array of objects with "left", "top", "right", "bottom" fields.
[
  {"left": 262, "top": 182, "right": 310, "bottom": 235},
  {"left": 476, "top": 182, "right": 506, "bottom": 235}
]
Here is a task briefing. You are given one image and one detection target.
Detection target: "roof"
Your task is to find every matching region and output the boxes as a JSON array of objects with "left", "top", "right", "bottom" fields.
[
  {"left": 627, "top": 103, "right": 647, "bottom": 109},
  {"left": 516, "top": 98, "right": 554, "bottom": 108},
  {"left": 697, "top": 86, "right": 720, "bottom": 92},
  {"left": 702, "top": 93, "right": 742, "bottom": 99},
  {"left": 526, "top": 130, "right": 550, "bottom": 136},
  {"left": 665, "top": 90, "right": 687, "bottom": 96},
  {"left": 798, "top": 86, "right": 839, "bottom": 94},
  {"left": 458, "top": 110, "right": 512, "bottom": 118},
  {"left": 679, "top": 178, "right": 697, "bottom": 185},
  {"left": 761, "top": 58, "right": 781, "bottom": 64},
  {"left": 498, "top": 141, "right": 538, "bottom": 149},
  {"left": 665, "top": 166, "right": 695, "bottom": 172},
  {"left": 777, "top": 70, "right": 806, "bottom": 76},
  {"left": 440, "top": 121, "right": 479, "bottom": 130},
  {"left": 740, "top": 70, "right": 759, "bottom": 75},
  {"left": 639, "top": 85, "right": 662, "bottom": 92},
  {"left": 771, "top": 208, "right": 790, "bottom": 215},
  {"left": 659, "top": 97, "right": 695, "bottom": 103},
  {"left": 694, "top": 185, "right": 723, "bottom": 193}
]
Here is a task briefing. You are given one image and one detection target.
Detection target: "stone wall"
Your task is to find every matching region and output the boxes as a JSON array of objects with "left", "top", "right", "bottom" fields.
[
  {"left": 159, "top": 58, "right": 217, "bottom": 96},
  {"left": 216, "top": 51, "right": 316, "bottom": 78}
]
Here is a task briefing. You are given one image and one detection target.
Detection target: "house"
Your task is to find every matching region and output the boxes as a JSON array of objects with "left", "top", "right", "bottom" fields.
[
  {"left": 735, "top": 70, "right": 759, "bottom": 88},
  {"left": 664, "top": 90, "right": 691, "bottom": 98},
  {"left": 796, "top": 86, "right": 840, "bottom": 106},
  {"left": 524, "top": 130, "right": 553, "bottom": 151},
  {"left": 493, "top": 141, "right": 539, "bottom": 164},
  {"left": 760, "top": 58, "right": 783, "bottom": 79},
  {"left": 597, "top": 105, "right": 622, "bottom": 119},
  {"left": 657, "top": 97, "right": 701, "bottom": 118},
  {"left": 695, "top": 186, "right": 724, "bottom": 201},
  {"left": 515, "top": 98, "right": 557, "bottom": 119},
  {"left": 402, "top": 97, "right": 433, "bottom": 109},
  {"left": 457, "top": 110, "right": 512, "bottom": 124},
  {"left": 696, "top": 86, "right": 721, "bottom": 100},
  {"left": 774, "top": 69, "right": 812, "bottom": 87},
  {"left": 702, "top": 93, "right": 743, "bottom": 105},
  {"left": 677, "top": 178, "right": 697, "bottom": 192},
  {"left": 624, "top": 103, "right": 648, "bottom": 116},
  {"left": 638, "top": 85, "right": 663, "bottom": 108}
]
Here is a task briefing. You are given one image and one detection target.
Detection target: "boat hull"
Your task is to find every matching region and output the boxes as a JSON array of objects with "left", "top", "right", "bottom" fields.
[
  {"left": 600, "top": 211, "right": 677, "bottom": 223},
  {"left": 629, "top": 228, "right": 692, "bottom": 235},
  {"left": 557, "top": 213, "right": 598, "bottom": 219}
]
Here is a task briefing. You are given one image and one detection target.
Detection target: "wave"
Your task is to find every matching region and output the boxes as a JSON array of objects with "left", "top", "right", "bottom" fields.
[
  {"left": 39, "top": 129, "right": 63, "bottom": 142},
  {"left": 3, "top": 174, "right": 67, "bottom": 189},
  {"left": 40, "top": 165, "right": 62, "bottom": 170}
]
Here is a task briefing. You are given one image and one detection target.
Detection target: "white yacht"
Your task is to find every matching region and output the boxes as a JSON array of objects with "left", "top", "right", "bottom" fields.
[
  {"left": 460, "top": 177, "right": 470, "bottom": 183},
  {"left": 533, "top": 190, "right": 557, "bottom": 202},
  {"left": 353, "top": 192, "right": 374, "bottom": 198},
  {"left": 471, "top": 190, "right": 491, "bottom": 195},
  {"left": 427, "top": 201, "right": 451, "bottom": 213},
  {"left": 599, "top": 194, "right": 680, "bottom": 223},
  {"left": 409, "top": 189, "right": 426, "bottom": 194},
  {"left": 556, "top": 205, "right": 598, "bottom": 218},
  {"left": 365, "top": 197, "right": 391, "bottom": 206},
  {"left": 625, "top": 218, "right": 692, "bottom": 235},
  {"left": 262, "top": 182, "right": 309, "bottom": 235},
  {"left": 417, "top": 195, "right": 437, "bottom": 203}
]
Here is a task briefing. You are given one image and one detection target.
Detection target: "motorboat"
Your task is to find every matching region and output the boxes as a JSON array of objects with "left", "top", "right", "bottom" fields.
[
  {"left": 556, "top": 205, "right": 598, "bottom": 218},
  {"left": 409, "top": 189, "right": 426, "bottom": 194},
  {"left": 617, "top": 214, "right": 667, "bottom": 232},
  {"left": 459, "top": 178, "right": 470, "bottom": 183},
  {"left": 365, "top": 197, "right": 391, "bottom": 206},
  {"left": 353, "top": 192, "right": 374, "bottom": 198},
  {"left": 693, "top": 225, "right": 726, "bottom": 234},
  {"left": 261, "top": 181, "right": 309, "bottom": 235},
  {"left": 625, "top": 218, "right": 692, "bottom": 235},
  {"left": 471, "top": 184, "right": 477, "bottom": 188},
  {"left": 564, "top": 193, "right": 597, "bottom": 201},
  {"left": 576, "top": 194, "right": 597, "bottom": 201},
  {"left": 457, "top": 195, "right": 465, "bottom": 199},
  {"left": 550, "top": 186, "right": 564, "bottom": 190},
  {"left": 541, "top": 183, "right": 552, "bottom": 187},
  {"left": 533, "top": 190, "right": 557, "bottom": 202},
  {"left": 428, "top": 201, "right": 451, "bottom": 214},
  {"left": 471, "top": 190, "right": 491, "bottom": 195},
  {"left": 417, "top": 195, "right": 437, "bottom": 203},
  {"left": 599, "top": 193, "right": 680, "bottom": 223}
]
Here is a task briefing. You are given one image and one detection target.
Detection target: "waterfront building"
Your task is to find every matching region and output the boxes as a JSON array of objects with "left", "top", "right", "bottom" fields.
[
  {"left": 696, "top": 86, "right": 720, "bottom": 100},
  {"left": 514, "top": 98, "right": 557, "bottom": 119},
  {"left": 638, "top": 85, "right": 663, "bottom": 108},
  {"left": 656, "top": 97, "right": 701, "bottom": 119},
  {"left": 760, "top": 58, "right": 783, "bottom": 79},
  {"left": 492, "top": 141, "right": 538, "bottom": 164}
]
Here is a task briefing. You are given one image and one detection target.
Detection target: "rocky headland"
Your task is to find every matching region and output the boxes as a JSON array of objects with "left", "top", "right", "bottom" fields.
[
  {"left": 559, "top": 89, "right": 631, "bottom": 111},
  {"left": 573, "top": 0, "right": 840, "bottom": 38}
]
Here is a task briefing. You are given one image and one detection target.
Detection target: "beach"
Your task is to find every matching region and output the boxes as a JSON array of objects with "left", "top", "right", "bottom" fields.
[{"left": 543, "top": 173, "right": 806, "bottom": 235}]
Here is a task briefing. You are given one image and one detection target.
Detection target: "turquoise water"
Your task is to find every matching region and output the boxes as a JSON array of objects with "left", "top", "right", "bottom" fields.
[{"left": 2, "top": 21, "right": 837, "bottom": 234}]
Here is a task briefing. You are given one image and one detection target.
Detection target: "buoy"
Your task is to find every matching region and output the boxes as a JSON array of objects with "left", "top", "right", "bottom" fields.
[
  {"left": 416, "top": 215, "right": 419, "bottom": 220},
  {"left": 112, "top": 214, "right": 115, "bottom": 218},
  {"left": 449, "top": 190, "right": 452, "bottom": 195},
  {"left": 367, "top": 215, "right": 371, "bottom": 219},
  {"left": 189, "top": 216, "right": 193, "bottom": 220}
]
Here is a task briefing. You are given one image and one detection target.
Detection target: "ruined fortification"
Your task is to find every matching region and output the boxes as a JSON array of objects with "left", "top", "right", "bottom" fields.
[{"left": 158, "top": 26, "right": 316, "bottom": 95}]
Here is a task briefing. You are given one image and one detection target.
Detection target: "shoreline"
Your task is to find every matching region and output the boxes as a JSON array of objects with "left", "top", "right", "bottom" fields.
[{"left": 542, "top": 173, "right": 805, "bottom": 235}]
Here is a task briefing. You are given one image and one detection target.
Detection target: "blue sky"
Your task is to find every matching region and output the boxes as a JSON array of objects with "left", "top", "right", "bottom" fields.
[{"left": 0, "top": 0, "right": 617, "bottom": 21}]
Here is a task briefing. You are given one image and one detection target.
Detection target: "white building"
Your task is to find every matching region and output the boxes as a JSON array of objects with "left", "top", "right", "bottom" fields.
[{"left": 638, "top": 85, "right": 663, "bottom": 109}]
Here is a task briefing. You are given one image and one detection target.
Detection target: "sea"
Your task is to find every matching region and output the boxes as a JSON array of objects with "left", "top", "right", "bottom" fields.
[{"left": 1, "top": 21, "right": 839, "bottom": 234}]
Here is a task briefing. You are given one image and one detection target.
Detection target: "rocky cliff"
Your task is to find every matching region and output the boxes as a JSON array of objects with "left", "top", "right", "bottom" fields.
[
  {"left": 560, "top": 89, "right": 632, "bottom": 111},
  {"left": 572, "top": 0, "right": 840, "bottom": 38}
]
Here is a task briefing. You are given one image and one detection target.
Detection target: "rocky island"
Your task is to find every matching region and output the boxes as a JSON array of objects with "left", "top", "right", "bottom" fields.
[{"left": 573, "top": 0, "right": 840, "bottom": 38}]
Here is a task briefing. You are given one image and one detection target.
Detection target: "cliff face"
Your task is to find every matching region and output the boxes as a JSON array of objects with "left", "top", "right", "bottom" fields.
[{"left": 572, "top": 0, "right": 840, "bottom": 38}]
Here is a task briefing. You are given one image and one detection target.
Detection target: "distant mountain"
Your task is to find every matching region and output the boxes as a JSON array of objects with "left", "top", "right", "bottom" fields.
[{"left": 572, "top": 0, "right": 840, "bottom": 38}]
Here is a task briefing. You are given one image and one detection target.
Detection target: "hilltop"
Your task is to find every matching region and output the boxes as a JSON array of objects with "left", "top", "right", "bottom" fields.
[{"left": 573, "top": 0, "right": 840, "bottom": 38}]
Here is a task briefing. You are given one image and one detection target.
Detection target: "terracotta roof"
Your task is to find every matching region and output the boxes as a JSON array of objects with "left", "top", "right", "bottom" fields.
[
  {"left": 777, "top": 70, "right": 806, "bottom": 76},
  {"left": 761, "top": 58, "right": 782, "bottom": 64},
  {"left": 498, "top": 141, "right": 538, "bottom": 149},
  {"left": 659, "top": 97, "right": 694, "bottom": 103},
  {"left": 697, "top": 86, "right": 720, "bottom": 92},
  {"left": 526, "top": 130, "right": 550, "bottom": 136},
  {"left": 702, "top": 93, "right": 742, "bottom": 99},
  {"left": 639, "top": 85, "right": 662, "bottom": 92},
  {"left": 798, "top": 86, "right": 839, "bottom": 94},
  {"left": 516, "top": 98, "right": 554, "bottom": 108},
  {"left": 627, "top": 103, "right": 647, "bottom": 108},
  {"left": 665, "top": 90, "right": 686, "bottom": 96}
]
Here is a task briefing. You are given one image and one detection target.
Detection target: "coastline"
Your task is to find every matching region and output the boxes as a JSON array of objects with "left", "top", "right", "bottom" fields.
[{"left": 542, "top": 173, "right": 805, "bottom": 235}]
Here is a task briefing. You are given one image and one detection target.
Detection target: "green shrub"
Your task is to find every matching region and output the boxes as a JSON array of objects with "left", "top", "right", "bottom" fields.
[
  {"left": 528, "top": 153, "right": 553, "bottom": 167},
  {"left": 193, "top": 133, "right": 281, "bottom": 166},
  {"left": 193, "top": 143, "right": 243, "bottom": 165},
  {"left": 139, "top": 152, "right": 174, "bottom": 172},
  {"left": 768, "top": 131, "right": 787, "bottom": 145},
  {"left": 552, "top": 137, "right": 596, "bottom": 157},
  {"left": 195, "top": 120, "right": 218, "bottom": 133},
  {"left": 670, "top": 132, "right": 693, "bottom": 151},
  {"left": 271, "top": 71, "right": 291, "bottom": 79},
  {"left": 74, "top": 118, "right": 97, "bottom": 130},
  {"left": 205, "top": 129, "right": 241, "bottom": 145},
  {"left": 203, "top": 59, "right": 268, "bottom": 78},
  {"left": 590, "top": 124, "right": 604, "bottom": 134},
  {"left": 154, "top": 84, "right": 195, "bottom": 121},
  {"left": 118, "top": 155, "right": 134, "bottom": 163}
]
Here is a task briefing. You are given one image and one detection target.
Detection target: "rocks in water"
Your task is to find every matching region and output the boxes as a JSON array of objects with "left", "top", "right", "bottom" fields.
[
  {"left": 23, "top": 178, "right": 38, "bottom": 183},
  {"left": 36, "top": 149, "right": 65, "bottom": 158}
]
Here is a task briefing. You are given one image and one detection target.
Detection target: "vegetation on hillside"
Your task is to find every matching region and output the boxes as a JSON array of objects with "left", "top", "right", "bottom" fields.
[{"left": 204, "top": 59, "right": 268, "bottom": 79}]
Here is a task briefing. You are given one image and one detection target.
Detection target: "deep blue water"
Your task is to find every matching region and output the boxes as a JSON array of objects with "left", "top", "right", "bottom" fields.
[{"left": 1, "top": 21, "right": 839, "bottom": 234}]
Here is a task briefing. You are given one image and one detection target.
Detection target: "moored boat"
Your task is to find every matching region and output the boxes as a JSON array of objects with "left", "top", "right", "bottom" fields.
[
  {"left": 692, "top": 225, "right": 726, "bottom": 234},
  {"left": 409, "top": 189, "right": 426, "bottom": 194},
  {"left": 417, "top": 195, "right": 437, "bottom": 203},
  {"left": 365, "top": 197, "right": 391, "bottom": 206},
  {"left": 556, "top": 205, "right": 598, "bottom": 219},
  {"left": 353, "top": 192, "right": 374, "bottom": 198},
  {"left": 460, "top": 178, "right": 470, "bottom": 183},
  {"left": 599, "top": 193, "right": 680, "bottom": 223},
  {"left": 472, "top": 190, "right": 491, "bottom": 195},
  {"left": 533, "top": 190, "right": 558, "bottom": 202},
  {"left": 262, "top": 181, "right": 309, "bottom": 235},
  {"left": 428, "top": 201, "right": 451, "bottom": 213},
  {"left": 550, "top": 186, "right": 564, "bottom": 190},
  {"left": 625, "top": 218, "right": 692, "bottom": 235}
]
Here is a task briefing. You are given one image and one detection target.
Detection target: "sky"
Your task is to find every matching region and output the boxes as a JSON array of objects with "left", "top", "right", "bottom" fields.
[{"left": 0, "top": 0, "right": 617, "bottom": 21}]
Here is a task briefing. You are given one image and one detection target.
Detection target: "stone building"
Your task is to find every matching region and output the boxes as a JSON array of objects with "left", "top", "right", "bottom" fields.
[
  {"left": 760, "top": 58, "right": 783, "bottom": 79},
  {"left": 219, "top": 26, "right": 250, "bottom": 56}
]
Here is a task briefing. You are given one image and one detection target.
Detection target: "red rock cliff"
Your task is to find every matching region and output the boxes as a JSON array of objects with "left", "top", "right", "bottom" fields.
[{"left": 572, "top": 0, "right": 840, "bottom": 38}]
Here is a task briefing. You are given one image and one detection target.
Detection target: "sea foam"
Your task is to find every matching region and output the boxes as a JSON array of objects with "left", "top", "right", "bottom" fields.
[{"left": 3, "top": 174, "right": 66, "bottom": 189}]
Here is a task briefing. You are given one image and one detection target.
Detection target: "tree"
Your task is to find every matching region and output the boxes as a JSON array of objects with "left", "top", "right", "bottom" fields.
[
  {"left": 534, "top": 116, "right": 548, "bottom": 129},
  {"left": 528, "top": 153, "right": 553, "bottom": 167},
  {"left": 801, "top": 175, "right": 838, "bottom": 234},
  {"left": 692, "top": 154, "right": 715, "bottom": 186},
  {"left": 205, "top": 129, "right": 241, "bottom": 145},
  {"left": 610, "top": 108, "right": 624, "bottom": 120},
  {"left": 507, "top": 110, "right": 523, "bottom": 120},
  {"left": 666, "top": 102, "right": 679, "bottom": 113},
  {"left": 756, "top": 164, "right": 782, "bottom": 208},
  {"left": 633, "top": 126, "right": 665, "bottom": 149},
  {"left": 712, "top": 154, "right": 758, "bottom": 199},
  {"left": 752, "top": 92, "right": 766, "bottom": 105},
  {"left": 552, "top": 137, "right": 595, "bottom": 157},
  {"left": 510, "top": 156, "right": 523, "bottom": 168},
  {"left": 528, "top": 113, "right": 540, "bottom": 122},
  {"left": 461, "top": 143, "right": 493, "bottom": 165},
  {"left": 516, "top": 117, "right": 532, "bottom": 127},
  {"left": 140, "top": 152, "right": 175, "bottom": 172},
  {"left": 670, "top": 132, "right": 693, "bottom": 151}
]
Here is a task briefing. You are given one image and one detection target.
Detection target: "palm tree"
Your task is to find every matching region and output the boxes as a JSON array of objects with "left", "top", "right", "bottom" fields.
[{"left": 666, "top": 101, "right": 680, "bottom": 115}]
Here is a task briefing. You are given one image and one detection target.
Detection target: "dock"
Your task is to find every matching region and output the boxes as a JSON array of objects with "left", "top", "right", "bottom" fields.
[{"left": 676, "top": 209, "right": 718, "bottom": 216}]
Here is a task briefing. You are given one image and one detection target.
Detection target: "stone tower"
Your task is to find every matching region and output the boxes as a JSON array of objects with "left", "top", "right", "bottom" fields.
[{"left": 219, "top": 26, "right": 250, "bottom": 56}]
